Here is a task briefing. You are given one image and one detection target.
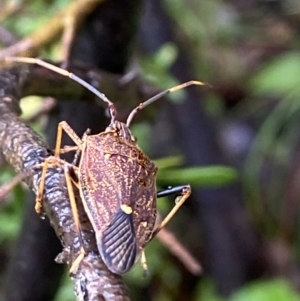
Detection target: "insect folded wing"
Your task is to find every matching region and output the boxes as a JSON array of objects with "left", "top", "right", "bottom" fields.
[
  {"left": 79, "top": 133, "right": 157, "bottom": 274},
  {"left": 99, "top": 209, "right": 137, "bottom": 274}
]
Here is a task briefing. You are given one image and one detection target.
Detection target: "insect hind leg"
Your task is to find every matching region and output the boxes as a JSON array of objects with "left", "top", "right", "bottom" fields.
[
  {"left": 157, "top": 185, "right": 190, "bottom": 198},
  {"left": 152, "top": 185, "right": 191, "bottom": 239},
  {"left": 63, "top": 163, "right": 86, "bottom": 274},
  {"left": 140, "top": 250, "right": 149, "bottom": 277},
  {"left": 36, "top": 157, "right": 85, "bottom": 273}
]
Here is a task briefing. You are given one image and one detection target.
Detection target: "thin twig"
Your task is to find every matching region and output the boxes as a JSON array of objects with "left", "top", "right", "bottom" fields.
[
  {"left": 0, "top": 1, "right": 24, "bottom": 23},
  {"left": 157, "top": 228, "right": 202, "bottom": 275},
  {"left": 0, "top": 0, "right": 106, "bottom": 59}
]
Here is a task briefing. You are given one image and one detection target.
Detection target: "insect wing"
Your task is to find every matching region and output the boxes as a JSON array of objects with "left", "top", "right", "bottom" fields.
[
  {"left": 78, "top": 135, "right": 142, "bottom": 273},
  {"left": 101, "top": 209, "right": 136, "bottom": 273},
  {"left": 101, "top": 133, "right": 158, "bottom": 252}
]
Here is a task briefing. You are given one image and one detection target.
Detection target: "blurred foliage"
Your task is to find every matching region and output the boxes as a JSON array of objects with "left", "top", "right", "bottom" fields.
[
  {"left": 195, "top": 278, "right": 300, "bottom": 301},
  {"left": 250, "top": 52, "right": 300, "bottom": 97},
  {"left": 140, "top": 43, "right": 179, "bottom": 88},
  {"left": 230, "top": 279, "right": 300, "bottom": 301},
  {"left": 2, "top": 0, "right": 72, "bottom": 37},
  {"left": 157, "top": 165, "right": 238, "bottom": 187},
  {"left": 0, "top": 168, "right": 24, "bottom": 244},
  {"left": 2, "top": 0, "right": 300, "bottom": 300}
]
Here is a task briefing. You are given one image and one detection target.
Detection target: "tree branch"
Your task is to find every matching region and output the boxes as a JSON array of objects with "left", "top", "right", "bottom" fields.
[{"left": 0, "top": 66, "right": 130, "bottom": 301}]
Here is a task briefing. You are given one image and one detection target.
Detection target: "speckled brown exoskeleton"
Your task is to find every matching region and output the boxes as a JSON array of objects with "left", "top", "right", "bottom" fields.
[{"left": 4, "top": 57, "right": 204, "bottom": 274}]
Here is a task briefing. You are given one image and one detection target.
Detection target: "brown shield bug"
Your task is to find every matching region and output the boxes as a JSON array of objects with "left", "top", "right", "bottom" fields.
[{"left": 4, "top": 57, "right": 205, "bottom": 274}]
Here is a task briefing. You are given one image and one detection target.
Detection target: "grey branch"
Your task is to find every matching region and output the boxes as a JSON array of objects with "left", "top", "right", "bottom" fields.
[{"left": 0, "top": 65, "right": 130, "bottom": 301}]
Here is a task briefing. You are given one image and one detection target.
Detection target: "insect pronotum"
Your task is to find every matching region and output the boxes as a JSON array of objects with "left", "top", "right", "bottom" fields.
[{"left": 4, "top": 57, "right": 205, "bottom": 274}]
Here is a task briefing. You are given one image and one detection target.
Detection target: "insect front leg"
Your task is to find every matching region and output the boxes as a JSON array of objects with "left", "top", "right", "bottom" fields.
[
  {"left": 36, "top": 122, "right": 85, "bottom": 214},
  {"left": 71, "top": 128, "right": 91, "bottom": 166},
  {"left": 54, "top": 121, "right": 84, "bottom": 156},
  {"left": 36, "top": 158, "right": 51, "bottom": 214},
  {"left": 35, "top": 157, "right": 69, "bottom": 214},
  {"left": 152, "top": 185, "right": 192, "bottom": 238}
]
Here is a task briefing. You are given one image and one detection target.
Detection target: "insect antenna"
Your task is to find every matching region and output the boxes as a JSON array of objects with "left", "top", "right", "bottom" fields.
[
  {"left": 4, "top": 57, "right": 117, "bottom": 122},
  {"left": 126, "top": 80, "right": 207, "bottom": 126}
]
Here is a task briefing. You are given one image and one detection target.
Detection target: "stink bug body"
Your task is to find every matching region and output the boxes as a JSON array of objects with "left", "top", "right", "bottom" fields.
[
  {"left": 5, "top": 57, "right": 203, "bottom": 274},
  {"left": 74, "top": 121, "right": 157, "bottom": 273}
]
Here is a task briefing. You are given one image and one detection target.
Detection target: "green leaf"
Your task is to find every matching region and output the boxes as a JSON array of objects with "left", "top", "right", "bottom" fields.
[
  {"left": 231, "top": 279, "right": 300, "bottom": 301},
  {"left": 154, "top": 156, "right": 184, "bottom": 170},
  {"left": 195, "top": 278, "right": 225, "bottom": 301},
  {"left": 157, "top": 166, "right": 238, "bottom": 187},
  {"left": 139, "top": 43, "right": 180, "bottom": 91},
  {"left": 250, "top": 52, "right": 300, "bottom": 96},
  {"left": 53, "top": 273, "right": 75, "bottom": 301}
]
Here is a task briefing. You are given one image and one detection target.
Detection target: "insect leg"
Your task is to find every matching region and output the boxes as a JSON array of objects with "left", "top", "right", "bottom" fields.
[
  {"left": 152, "top": 185, "right": 191, "bottom": 238},
  {"left": 35, "top": 156, "right": 68, "bottom": 214},
  {"left": 54, "top": 121, "right": 84, "bottom": 156},
  {"left": 58, "top": 146, "right": 78, "bottom": 154},
  {"left": 63, "top": 164, "right": 86, "bottom": 274},
  {"left": 140, "top": 250, "right": 149, "bottom": 277},
  {"left": 35, "top": 158, "right": 50, "bottom": 214},
  {"left": 140, "top": 184, "right": 189, "bottom": 276},
  {"left": 71, "top": 128, "right": 91, "bottom": 166},
  {"left": 157, "top": 185, "right": 190, "bottom": 198},
  {"left": 35, "top": 158, "right": 85, "bottom": 273}
]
